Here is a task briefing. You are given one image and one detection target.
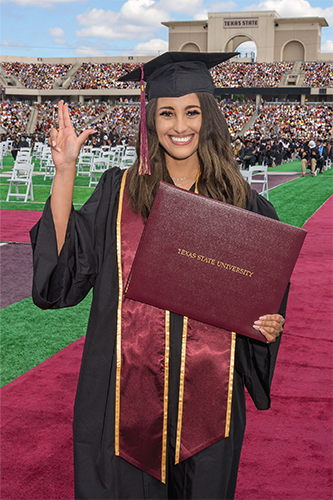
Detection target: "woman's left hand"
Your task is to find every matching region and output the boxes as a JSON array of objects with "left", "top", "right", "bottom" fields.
[{"left": 253, "top": 314, "right": 285, "bottom": 344}]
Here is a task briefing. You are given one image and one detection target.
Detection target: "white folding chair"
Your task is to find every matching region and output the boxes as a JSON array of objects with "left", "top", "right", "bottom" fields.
[
  {"left": 77, "top": 152, "right": 94, "bottom": 176},
  {"left": 6, "top": 161, "right": 34, "bottom": 202},
  {"left": 112, "top": 145, "right": 125, "bottom": 168},
  {"left": 15, "top": 150, "right": 31, "bottom": 162},
  {"left": 240, "top": 169, "right": 252, "bottom": 183},
  {"left": 249, "top": 165, "right": 269, "bottom": 200},
  {"left": 5, "top": 140, "right": 13, "bottom": 156},
  {"left": 19, "top": 147, "right": 32, "bottom": 155},
  {"left": 40, "top": 146, "right": 51, "bottom": 171},
  {"left": 44, "top": 156, "right": 55, "bottom": 181},
  {"left": 91, "top": 147, "right": 103, "bottom": 157},
  {"left": 89, "top": 158, "right": 108, "bottom": 187},
  {"left": 93, "top": 151, "right": 116, "bottom": 170},
  {"left": 120, "top": 146, "right": 137, "bottom": 169},
  {"left": 0, "top": 149, "right": 3, "bottom": 169},
  {"left": 32, "top": 142, "right": 44, "bottom": 160}
]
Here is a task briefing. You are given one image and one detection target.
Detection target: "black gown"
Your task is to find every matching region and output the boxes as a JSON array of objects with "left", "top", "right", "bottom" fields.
[{"left": 30, "top": 167, "right": 288, "bottom": 500}]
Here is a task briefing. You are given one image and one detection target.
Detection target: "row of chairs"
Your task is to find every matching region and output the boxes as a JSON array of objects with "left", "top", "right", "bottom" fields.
[
  {"left": 4, "top": 142, "right": 137, "bottom": 202},
  {"left": 77, "top": 146, "right": 137, "bottom": 187}
]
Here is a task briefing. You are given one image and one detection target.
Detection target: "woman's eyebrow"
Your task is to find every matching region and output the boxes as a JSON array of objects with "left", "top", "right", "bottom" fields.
[{"left": 158, "top": 105, "right": 201, "bottom": 111}]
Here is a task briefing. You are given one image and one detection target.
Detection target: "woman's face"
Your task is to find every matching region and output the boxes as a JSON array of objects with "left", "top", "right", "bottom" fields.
[{"left": 155, "top": 93, "right": 202, "bottom": 162}]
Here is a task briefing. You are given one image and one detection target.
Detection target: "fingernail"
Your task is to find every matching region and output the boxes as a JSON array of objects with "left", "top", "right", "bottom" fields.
[
  {"left": 55, "top": 146, "right": 61, "bottom": 152},
  {"left": 254, "top": 320, "right": 261, "bottom": 325},
  {"left": 259, "top": 316, "right": 267, "bottom": 320},
  {"left": 52, "top": 141, "right": 56, "bottom": 147},
  {"left": 253, "top": 325, "right": 260, "bottom": 330}
]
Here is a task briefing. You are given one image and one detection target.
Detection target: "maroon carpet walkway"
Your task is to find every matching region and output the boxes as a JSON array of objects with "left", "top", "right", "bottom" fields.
[
  {"left": 0, "top": 243, "right": 33, "bottom": 308},
  {"left": 1, "top": 197, "right": 332, "bottom": 500},
  {"left": 0, "top": 209, "right": 42, "bottom": 243},
  {"left": 1, "top": 338, "right": 85, "bottom": 500},
  {"left": 236, "top": 195, "right": 333, "bottom": 500}
]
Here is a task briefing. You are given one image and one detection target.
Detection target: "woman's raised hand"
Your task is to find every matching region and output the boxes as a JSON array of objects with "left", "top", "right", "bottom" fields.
[
  {"left": 253, "top": 314, "right": 285, "bottom": 344},
  {"left": 49, "top": 100, "right": 95, "bottom": 172},
  {"left": 49, "top": 101, "right": 96, "bottom": 255}
]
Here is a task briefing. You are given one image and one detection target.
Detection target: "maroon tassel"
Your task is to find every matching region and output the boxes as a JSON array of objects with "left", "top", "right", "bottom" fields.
[{"left": 138, "top": 64, "right": 151, "bottom": 175}]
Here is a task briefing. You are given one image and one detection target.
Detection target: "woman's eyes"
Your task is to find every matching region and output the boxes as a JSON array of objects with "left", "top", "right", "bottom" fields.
[
  {"left": 159, "top": 110, "right": 173, "bottom": 117},
  {"left": 159, "top": 109, "right": 201, "bottom": 117},
  {"left": 187, "top": 109, "right": 201, "bottom": 116}
]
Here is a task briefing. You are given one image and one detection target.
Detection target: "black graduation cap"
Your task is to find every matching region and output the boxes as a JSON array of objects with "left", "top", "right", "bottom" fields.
[{"left": 118, "top": 51, "right": 239, "bottom": 99}]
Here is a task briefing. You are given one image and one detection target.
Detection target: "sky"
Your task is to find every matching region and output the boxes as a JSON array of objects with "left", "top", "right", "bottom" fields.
[{"left": 0, "top": 0, "right": 332, "bottom": 59}]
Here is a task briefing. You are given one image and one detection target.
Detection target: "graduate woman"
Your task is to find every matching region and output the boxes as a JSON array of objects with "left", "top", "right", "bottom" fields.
[{"left": 31, "top": 52, "right": 287, "bottom": 499}]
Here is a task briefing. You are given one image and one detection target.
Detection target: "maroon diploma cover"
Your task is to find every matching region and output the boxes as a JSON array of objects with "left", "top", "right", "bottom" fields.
[{"left": 125, "top": 182, "right": 307, "bottom": 342}]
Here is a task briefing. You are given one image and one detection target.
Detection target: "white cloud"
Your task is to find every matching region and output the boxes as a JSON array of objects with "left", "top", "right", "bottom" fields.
[
  {"left": 74, "top": 46, "right": 107, "bottom": 56},
  {"left": 322, "top": 39, "right": 333, "bottom": 52},
  {"left": 209, "top": 1, "right": 237, "bottom": 9},
  {"left": 193, "top": 2, "right": 237, "bottom": 20},
  {"left": 133, "top": 38, "right": 168, "bottom": 54},
  {"left": 54, "top": 37, "right": 66, "bottom": 44},
  {"left": 1, "top": 40, "right": 9, "bottom": 46},
  {"left": 9, "top": 0, "right": 79, "bottom": 6},
  {"left": 243, "top": 0, "right": 333, "bottom": 25},
  {"left": 49, "top": 27, "right": 65, "bottom": 37},
  {"left": 76, "top": 25, "right": 121, "bottom": 40},
  {"left": 76, "top": 3, "right": 169, "bottom": 41},
  {"left": 159, "top": 0, "right": 203, "bottom": 15},
  {"left": 120, "top": 0, "right": 168, "bottom": 24}
]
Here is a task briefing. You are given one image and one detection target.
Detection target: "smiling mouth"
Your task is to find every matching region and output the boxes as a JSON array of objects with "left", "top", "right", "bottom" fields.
[{"left": 169, "top": 135, "right": 194, "bottom": 144}]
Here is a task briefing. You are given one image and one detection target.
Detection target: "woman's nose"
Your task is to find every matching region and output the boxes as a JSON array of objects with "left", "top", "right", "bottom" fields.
[{"left": 173, "top": 115, "right": 187, "bottom": 134}]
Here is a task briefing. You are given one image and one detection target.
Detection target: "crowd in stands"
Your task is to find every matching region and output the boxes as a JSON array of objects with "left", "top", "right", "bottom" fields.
[
  {"left": 0, "top": 100, "right": 141, "bottom": 143},
  {"left": 1, "top": 60, "right": 333, "bottom": 89},
  {"left": 211, "top": 62, "right": 294, "bottom": 87},
  {"left": 301, "top": 62, "right": 333, "bottom": 88},
  {"left": 238, "top": 103, "right": 333, "bottom": 142},
  {"left": 2, "top": 62, "right": 72, "bottom": 89},
  {"left": 69, "top": 63, "right": 140, "bottom": 90},
  {"left": 1, "top": 101, "right": 32, "bottom": 134},
  {"left": 219, "top": 101, "right": 256, "bottom": 136},
  {"left": 33, "top": 101, "right": 109, "bottom": 136},
  {"left": 1, "top": 99, "right": 332, "bottom": 147}
]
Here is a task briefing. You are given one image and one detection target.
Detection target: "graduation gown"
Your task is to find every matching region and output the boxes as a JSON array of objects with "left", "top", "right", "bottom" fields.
[{"left": 30, "top": 167, "right": 288, "bottom": 500}]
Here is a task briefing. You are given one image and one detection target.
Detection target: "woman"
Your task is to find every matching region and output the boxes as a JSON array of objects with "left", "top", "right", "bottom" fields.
[{"left": 31, "top": 53, "right": 286, "bottom": 500}]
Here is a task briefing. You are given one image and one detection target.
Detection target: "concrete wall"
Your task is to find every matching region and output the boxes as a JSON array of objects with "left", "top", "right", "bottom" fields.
[
  {"left": 0, "top": 55, "right": 153, "bottom": 64},
  {"left": 274, "top": 20, "right": 321, "bottom": 61},
  {"left": 164, "top": 11, "right": 333, "bottom": 63},
  {"left": 207, "top": 11, "right": 277, "bottom": 62},
  {"left": 164, "top": 21, "right": 208, "bottom": 52}
]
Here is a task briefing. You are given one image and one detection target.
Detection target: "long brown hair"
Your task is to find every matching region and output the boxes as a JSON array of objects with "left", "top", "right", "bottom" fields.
[{"left": 127, "top": 92, "right": 251, "bottom": 221}]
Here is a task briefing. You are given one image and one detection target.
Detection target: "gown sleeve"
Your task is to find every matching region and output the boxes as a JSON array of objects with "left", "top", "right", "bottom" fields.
[
  {"left": 30, "top": 168, "right": 124, "bottom": 310},
  {"left": 235, "top": 190, "right": 290, "bottom": 410}
]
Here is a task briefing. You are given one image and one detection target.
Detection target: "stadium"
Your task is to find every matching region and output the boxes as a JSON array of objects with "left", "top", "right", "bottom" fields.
[{"left": 1, "top": 6, "right": 332, "bottom": 500}]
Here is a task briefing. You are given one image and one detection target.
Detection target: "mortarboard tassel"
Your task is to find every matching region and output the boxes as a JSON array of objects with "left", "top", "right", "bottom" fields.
[{"left": 138, "top": 64, "right": 151, "bottom": 175}]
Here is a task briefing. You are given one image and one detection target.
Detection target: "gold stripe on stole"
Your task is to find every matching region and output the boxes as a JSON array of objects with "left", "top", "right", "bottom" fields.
[
  {"left": 175, "top": 316, "right": 188, "bottom": 464},
  {"left": 115, "top": 169, "right": 128, "bottom": 456},
  {"left": 174, "top": 177, "right": 196, "bottom": 464},
  {"left": 225, "top": 332, "right": 236, "bottom": 437},
  {"left": 161, "top": 310, "right": 171, "bottom": 484}
]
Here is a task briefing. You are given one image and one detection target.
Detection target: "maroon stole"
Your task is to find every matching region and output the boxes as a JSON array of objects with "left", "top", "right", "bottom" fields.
[{"left": 115, "top": 170, "right": 236, "bottom": 482}]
